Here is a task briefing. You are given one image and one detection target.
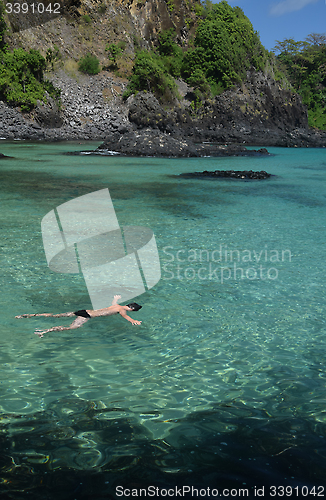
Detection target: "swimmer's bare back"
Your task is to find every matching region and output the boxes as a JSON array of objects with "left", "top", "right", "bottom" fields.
[{"left": 15, "top": 295, "right": 142, "bottom": 338}]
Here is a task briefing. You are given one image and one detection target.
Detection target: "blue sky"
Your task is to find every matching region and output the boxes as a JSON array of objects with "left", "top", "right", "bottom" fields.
[{"left": 223, "top": 0, "right": 326, "bottom": 52}]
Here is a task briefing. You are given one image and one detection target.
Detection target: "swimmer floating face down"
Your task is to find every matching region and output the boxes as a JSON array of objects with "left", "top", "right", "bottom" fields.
[
  {"left": 15, "top": 295, "right": 142, "bottom": 338},
  {"left": 127, "top": 303, "right": 142, "bottom": 311}
]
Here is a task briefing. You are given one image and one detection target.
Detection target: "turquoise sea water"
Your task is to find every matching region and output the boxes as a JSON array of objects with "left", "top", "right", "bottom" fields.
[{"left": 1, "top": 141, "right": 326, "bottom": 497}]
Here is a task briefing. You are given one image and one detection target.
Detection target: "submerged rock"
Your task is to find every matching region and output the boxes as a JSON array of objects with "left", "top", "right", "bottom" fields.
[{"left": 180, "top": 169, "right": 271, "bottom": 180}]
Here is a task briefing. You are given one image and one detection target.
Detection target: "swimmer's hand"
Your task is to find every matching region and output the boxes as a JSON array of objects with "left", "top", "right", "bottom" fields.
[
  {"left": 112, "top": 294, "right": 121, "bottom": 305},
  {"left": 34, "top": 328, "right": 54, "bottom": 338},
  {"left": 34, "top": 329, "right": 46, "bottom": 338},
  {"left": 120, "top": 310, "right": 142, "bottom": 326},
  {"left": 130, "top": 319, "right": 142, "bottom": 326},
  {"left": 16, "top": 314, "right": 31, "bottom": 318}
]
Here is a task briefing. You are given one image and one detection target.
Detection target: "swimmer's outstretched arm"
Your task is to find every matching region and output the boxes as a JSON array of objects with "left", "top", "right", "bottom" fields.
[
  {"left": 119, "top": 310, "right": 142, "bottom": 326},
  {"left": 34, "top": 316, "right": 90, "bottom": 338}
]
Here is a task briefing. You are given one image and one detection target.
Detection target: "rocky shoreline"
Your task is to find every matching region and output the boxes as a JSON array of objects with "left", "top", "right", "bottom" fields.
[
  {"left": 0, "top": 69, "right": 325, "bottom": 153},
  {"left": 0, "top": 69, "right": 130, "bottom": 141}
]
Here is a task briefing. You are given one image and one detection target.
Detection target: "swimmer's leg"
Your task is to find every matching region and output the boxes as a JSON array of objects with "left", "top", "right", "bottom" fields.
[
  {"left": 34, "top": 316, "right": 90, "bottom": 338},
  {"left": 16, "top": 312, "right": 75, "bottom": 319}
]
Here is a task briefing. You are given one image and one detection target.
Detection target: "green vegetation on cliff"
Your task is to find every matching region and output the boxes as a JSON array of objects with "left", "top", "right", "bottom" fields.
[
  {"left": 0, "top": 1, "right": 60, "bottom": 111},
  {"left": 182, "top": 1, "right": 267, "bottom": 92},
  {"left": 78, "top": 53, "right": 100, "bottom": 75},
  {"left": 124, "top": 1, "right": 268, "bottom": 102},
  {"left": 0, "top": 48, "right": 60, "bottom": 111},
  {"left": 123, "top": 28, "right": 181, "bottom": 100},
  {"left": 274, "top": 34, "right": 326, "bottom": 129}
]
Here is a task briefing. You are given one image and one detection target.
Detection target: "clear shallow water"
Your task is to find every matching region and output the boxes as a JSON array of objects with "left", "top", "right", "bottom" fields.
[{"left": 0, "top": 142, "right": 326, "bottom": 496}]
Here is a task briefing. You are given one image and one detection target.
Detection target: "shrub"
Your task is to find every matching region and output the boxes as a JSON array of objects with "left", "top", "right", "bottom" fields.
[
  {"left": 81, "top": 14, "right": 92, "bottom": 24},
  {"left": 105, "top": 41, "right": 126, "bottom": 69},
  {"left": 78, "top": 53, "right": 100, "bottom": 75},
  {"left": 46, "top": 44, "right": 62, "bottom": 71},
  {"left": 123, "top": 50, "right": 176, "bottom": 101},
  {"left": 187, "top": 68, "right": 210, "bottom": 96},
  {"left": 0, "top": 48, "right": 60, "bottom": 111},
  {"left": 156, "top": 29, "right": 183, "bottom": 78}
]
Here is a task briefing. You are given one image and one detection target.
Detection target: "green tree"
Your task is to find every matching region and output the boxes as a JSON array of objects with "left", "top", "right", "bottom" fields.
[
  {"left": 305, "top": 33, "right": 326, "bottom": 47},
  {"left": 157, "top": 29, "right": 183, "bottom": 78},
  {"left": 123, "top": 50, "right": 176, "bottom": 100},
  {"left": 0, "top": 4, "right": 60, "bottom": 111},
  {"left": 274, "top": 34, "right": 326, "bottom": 129},
  {"left": 182, "top": 1, "right": 267, "bottom": 92},
  {"left": 0, "top": 48, "right": 60, "bottom": 111},
  {"left": 157, "top": 28, "right": 178, "bottom": 56}
]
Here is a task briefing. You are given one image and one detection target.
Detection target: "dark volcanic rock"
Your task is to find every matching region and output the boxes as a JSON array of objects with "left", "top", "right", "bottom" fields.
[
  {"left": 128, "top": 92, "right": 175, "bottom": 133},
  {"left": 124, "top": 74, "right": 326, "bottom": 149},
  {"left": 98, "top": 128, "right": 199, "bottom": 157},
  {"left": 196, "top": 144, "right": 269, "bottom": 156},
  {"left": 34, "top": 96, "right": 63, "bottom": 128},
  {"left": 179, "top": 70, "right": 311, "bottom": 145},
  {"left": 97, "top": 130, "right": 271, "bottom": 157},
  {"left": 180, "top": 170, "right": 272, "bottom": 180}
]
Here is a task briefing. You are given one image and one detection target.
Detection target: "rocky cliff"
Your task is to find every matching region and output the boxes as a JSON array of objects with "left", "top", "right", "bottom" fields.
[
  {"left": 1, "top": 0, "right": 325, "bottom": 149},
  {"left": 4, "top": 0, "right": 197, "bottom": 64}
]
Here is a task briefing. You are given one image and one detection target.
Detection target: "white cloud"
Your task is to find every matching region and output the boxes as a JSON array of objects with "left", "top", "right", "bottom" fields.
[{"left": 270, "top": 0, "right": 320, "bottom": 16}]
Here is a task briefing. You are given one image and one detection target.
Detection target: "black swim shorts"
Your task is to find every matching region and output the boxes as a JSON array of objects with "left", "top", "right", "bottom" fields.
[{"left": 74, "top": 309, "right": 91, "bottom": 318}]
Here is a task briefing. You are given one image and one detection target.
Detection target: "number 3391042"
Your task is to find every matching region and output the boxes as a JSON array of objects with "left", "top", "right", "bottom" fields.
[{"left": 5, "top": 3, "right": 61, "bottom": 14}]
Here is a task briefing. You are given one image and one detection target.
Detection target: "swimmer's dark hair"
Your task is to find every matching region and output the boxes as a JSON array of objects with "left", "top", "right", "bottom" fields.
[{"left": 127, "top": 303, "right": 142, "bottom": 311}]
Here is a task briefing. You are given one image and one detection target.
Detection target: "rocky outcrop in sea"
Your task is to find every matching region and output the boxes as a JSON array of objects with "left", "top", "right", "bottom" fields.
[
  {"left": 179, "top": 170, "right": 271, "bottom": 180},
  {"left": 95, "top": 128, "right": 270, "bottom": 157}
]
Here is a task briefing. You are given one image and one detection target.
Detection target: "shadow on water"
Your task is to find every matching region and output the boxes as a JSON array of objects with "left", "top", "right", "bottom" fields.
[
  {"left": 186, "top": 177, "right": 326, "bottom": 209},
  {"left": 0, "top": 169, "right": 227, "bottom": 220},
  {"left": 0, "top": 397, "right": 325, "bottom": 499}
]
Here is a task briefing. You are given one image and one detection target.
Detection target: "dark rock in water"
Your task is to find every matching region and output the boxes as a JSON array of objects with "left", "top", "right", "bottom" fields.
[
  {"left": 196, "top": 143, "right": 270, "bottom": 156},
  {"left": 180, "top": 170, "right": 271, "bottom": 180},
  {"left": 96, "top": 129, "right": 271, "bottom": 158},
  {"left": 97, "top": 128, "right": 199, "bottom": 157}
]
